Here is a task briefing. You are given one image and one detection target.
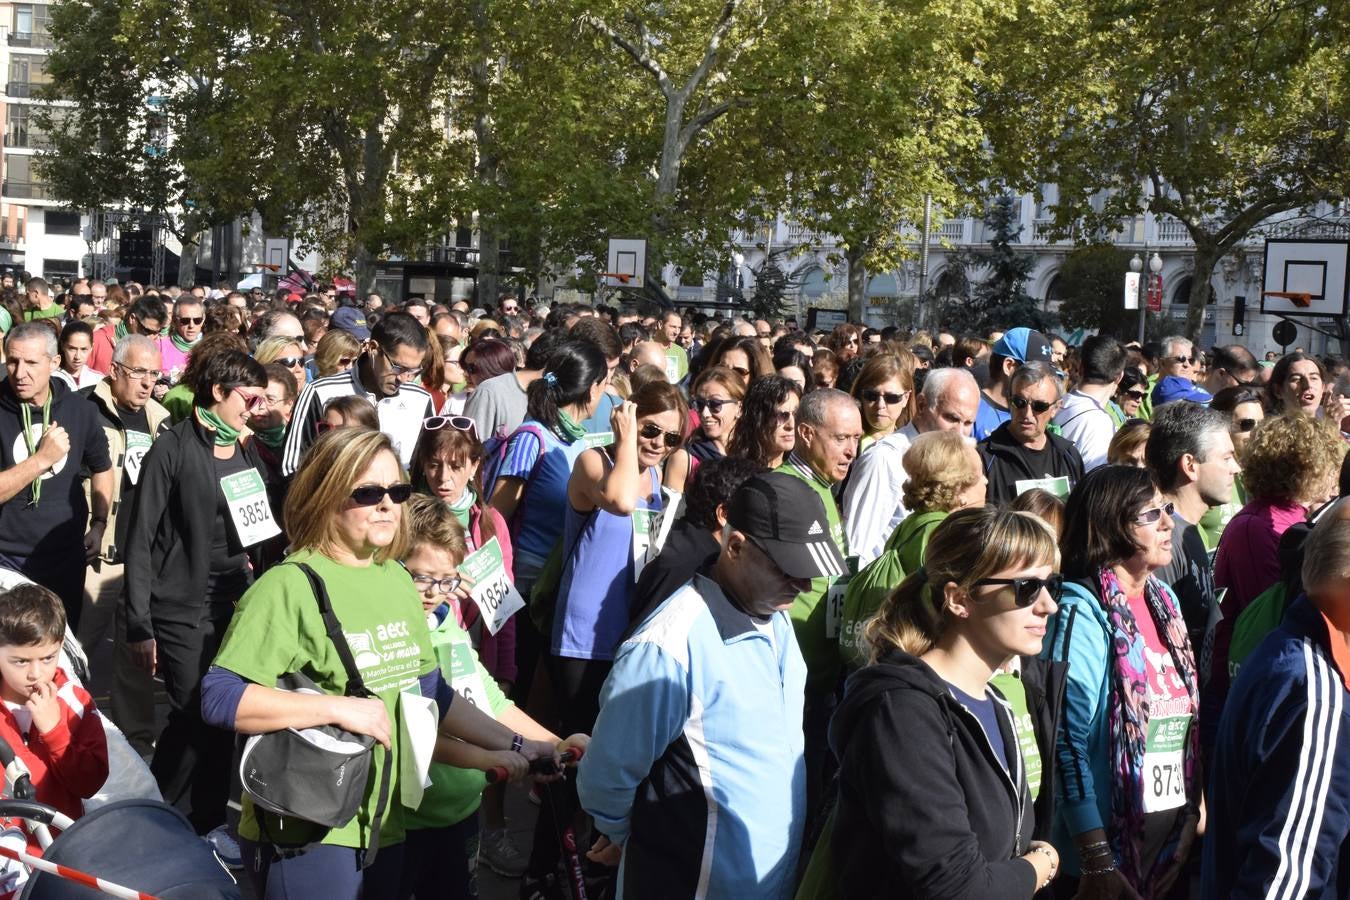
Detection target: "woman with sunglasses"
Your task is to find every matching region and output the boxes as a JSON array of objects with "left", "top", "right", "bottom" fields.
[
  {"left": 728, "top": 375, "right": 803, "bottom": 469},
  {"left": 1045, "top": 465, "right": 1200, "bottom": 899},
  {"left": 826, "top": 323, "right": 862, "bottom": 363},
  {"left": 849, "top": 352, "right": 916, "bottom": 452},
  {"left": 708, "top": 335, "right": 773, "bottom": 388},
  {"left": 663, "top": 365, "right": 744, "bottom": 494},
  {"left": 203, "top": 428, "right": 569, "bottom": 899},
  {"left": 313, "top": 328, "right": 362, "bottom": 379},
  {"left": 123, "top": 349, "right": 276, "bottom": 834},
  {"left": 1109, "top": 368, "right": 1149, "bottom": 428},
  {"left": 461, "top": 337, "right": 515, "bottom": 392},
  {"left": 830, "top": 507, "right": 1063, "bottom": 899},
  {"left": 254, "top": 334, "right": 307, "bottom": 393}
]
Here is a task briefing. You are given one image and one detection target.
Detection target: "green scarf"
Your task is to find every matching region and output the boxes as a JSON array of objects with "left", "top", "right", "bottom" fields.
[
  {"left": 253, "top": 423, "right": 287, "bottom": 450},
  {"left": 196, "top": 406, "right": 241, "bottom": 446},
  {"left": 170, "top": 331, "right": 200, "bottom": 353},
  {"left": 556, "top": 409, "right": 587, "bottom": 443},
  {"left": 448, "top": 487, "right": 476, "bottom": 528},
  {"left": 114, "top": 320, "right": 128, "bottom": 342},
  {"left": 19, "top": 392, "right": 52, "bottom": 506}
]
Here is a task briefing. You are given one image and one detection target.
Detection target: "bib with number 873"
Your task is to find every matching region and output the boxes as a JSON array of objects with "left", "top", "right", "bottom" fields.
[{"left": 1141, "top": 713, "right": 1191, "bottom": 813}]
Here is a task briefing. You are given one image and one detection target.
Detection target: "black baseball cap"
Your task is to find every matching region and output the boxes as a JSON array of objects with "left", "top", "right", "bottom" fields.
[{"left": 726, "top": 473, "right": 846, "bottom": 580}]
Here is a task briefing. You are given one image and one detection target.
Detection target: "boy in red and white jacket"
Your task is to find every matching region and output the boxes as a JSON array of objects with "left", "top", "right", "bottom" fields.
[{"left": 0, "top": 582, "right": 107, "bottom": 894}]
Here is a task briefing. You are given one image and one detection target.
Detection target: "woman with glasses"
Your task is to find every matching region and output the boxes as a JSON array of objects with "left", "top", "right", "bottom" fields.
[
  {"left": 123, "top": 349, "right": 276, "bottom": 834},
  {"left": 313, "top": 328, "right": 362, "bottom": 379},
  {"left": 708, "top": 335, "right": 773, "bottom": 388},
  {"left": 1199, "top": 385, "right": 1267, "bottom": 549},
  {"left": 439, "top": 341, "right": 469, "bottom": 415},
  {"left": 663, "top": 365, "right": 744, "bottom": 493},
  {"left": 461, "top": 337, "right": 515, "bottom": 392},
  {"left": 826, "top": 323, "right": 862, "bottom": 363},
  {"left": 1265, "top": 350, "right": 1328, "bottom": 418},
  {"left": 202, "top": 428, "right": 569, "bottom": 899},
  {"left": 830, "top": 507, "right": 1063, "bottom": 899},
  {"left": 728, "top": 375, "right": 803, "bottom": 469},
  {"left": 849, "top": 352, "right": 916, "bottom": 452},
  {"left": 249, "top": 362, "right": 299, "bottom": 570},
  {"left": 254, "top": 334, "right": 307, "bottom": 392},
  {"left": 1109, "top": 368, "right": 1149, "bottom": 427},
  {"left": 1044, "top": 465, "right": 1200, "bottom": 899}
]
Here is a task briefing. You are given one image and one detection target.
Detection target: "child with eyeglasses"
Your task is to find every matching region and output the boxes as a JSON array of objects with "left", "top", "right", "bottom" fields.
[{"left": 398, "top": 495, "right": 587, "bottom": 900}]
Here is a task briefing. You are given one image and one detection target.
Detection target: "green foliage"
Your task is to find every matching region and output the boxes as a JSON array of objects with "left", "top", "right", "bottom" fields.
[
  {"left": 748, "top": 252, "right": 796, "bottom": 320},
  {"left": 1055, "top": 244, "right": 1138, "bottom": 339},
  {"left": 943, "top": 198, "right": 1056, "bottom": 335}
]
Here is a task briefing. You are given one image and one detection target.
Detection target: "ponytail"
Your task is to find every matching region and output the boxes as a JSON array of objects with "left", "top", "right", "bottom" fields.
[{"left": 526, "top": 340, "right": 608, "bottom": 428}]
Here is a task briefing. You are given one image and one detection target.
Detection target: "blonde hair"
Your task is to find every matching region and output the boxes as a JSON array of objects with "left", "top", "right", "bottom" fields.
[
  {"left": 315, "top": 329, "right": 363, "bottom": 377},
  {"left": 864, "top": 507, "right": 1059, "bottom": 660},
  {"left": 901, "top": 431, "right": 981, "bottom": 512},
  {"left": 404, "top": 494, "right": 469, "bottom": 566},
  {"left": 284, "top": 428, "right": 409, "bottom": 563},
  {"left": 1241, "top": 414, "right": 1346, "bottom": 503},
  {"left": 254, "top": 335, "right": 303, "bottom": 365}
]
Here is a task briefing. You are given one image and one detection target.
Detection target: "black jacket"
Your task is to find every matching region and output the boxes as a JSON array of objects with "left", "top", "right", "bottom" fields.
[
  {"left": 830, "top": 649, "right": 1039, "bottom": 899},
  {"left": 628, "top": 519, "right": 719, "bottom": 627},
  {"left": 123, "top": 417, "right": 270, "bottom": 642},
  {"left": 977, "top": 423, "right": 1084, "bottom": 506}
]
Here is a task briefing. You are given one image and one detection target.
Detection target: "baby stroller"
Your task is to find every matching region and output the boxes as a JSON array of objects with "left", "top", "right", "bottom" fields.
[{"left": 0, "top": 734, "right": 238, "bottom": 899}]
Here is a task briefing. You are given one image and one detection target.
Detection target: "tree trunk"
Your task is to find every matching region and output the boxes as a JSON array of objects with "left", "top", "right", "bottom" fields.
[
  {"left": 177, "top": 231, "right": 200, "bottom": 288},
  {"left": 470, "top": 0, "right": 501, "bottom": 312},
  {"left": 846, "top": 246, "right": 867, "bottom": 324},
  {"left": 1184, "top": 241, "right": 1221, "bottom": 342},
  {"left": 477, "top": 225, "right": 500, "bottom": 310},
  {"left": 354, "top": 243, "right": 378, "bottom": 298},
  {"left": 654, "top": 94, "right": 687, "bottom": 293}
]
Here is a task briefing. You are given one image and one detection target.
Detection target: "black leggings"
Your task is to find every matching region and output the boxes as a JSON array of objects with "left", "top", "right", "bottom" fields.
[{"left": 525, "top": 655, "right": 611, "bottom": 878}]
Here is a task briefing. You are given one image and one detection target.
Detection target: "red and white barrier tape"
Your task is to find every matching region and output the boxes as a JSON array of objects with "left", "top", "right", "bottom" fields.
[{"left": 0, "top": 842, "right": 159, "bottom": 900}]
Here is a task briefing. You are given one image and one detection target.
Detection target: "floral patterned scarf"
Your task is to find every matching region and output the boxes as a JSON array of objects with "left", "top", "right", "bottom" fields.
[{"left": 1098, "top": 566, "right": 1201, "bottom": 893}]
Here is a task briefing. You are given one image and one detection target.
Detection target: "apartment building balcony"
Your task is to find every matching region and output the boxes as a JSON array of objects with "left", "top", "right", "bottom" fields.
[
  {"left": 4, "top": 133, "right": 53, "bottom": 151},
  {"left": 8, "top": 32, "right": 54, "bottom": 50},
  {"left": 2, "top": 180, "right": 53, "bottom": 200},
  {"left": 0, "top": 229, "right": 24, "bottom": 248}
]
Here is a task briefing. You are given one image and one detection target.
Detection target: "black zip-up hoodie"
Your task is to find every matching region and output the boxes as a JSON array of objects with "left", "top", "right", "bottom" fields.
[{"left": 829, "top": 649, "right": 1039, "bottom": 899}]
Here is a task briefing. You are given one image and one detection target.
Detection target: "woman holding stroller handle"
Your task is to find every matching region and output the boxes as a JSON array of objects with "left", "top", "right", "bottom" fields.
[
  {"left": 830, "top": 506, "right": 1062, "bottom": 899},
  {"left": 201, "top": 428, "right": 574, "bottom": 900}
]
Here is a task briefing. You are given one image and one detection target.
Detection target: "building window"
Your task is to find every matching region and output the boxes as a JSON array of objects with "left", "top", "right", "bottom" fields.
[
  {"left": 45, "top": 210, "right": 80, "bottom": 235},
  {"left": 14, "top": 6, "right": 32, "bottom": 35}
]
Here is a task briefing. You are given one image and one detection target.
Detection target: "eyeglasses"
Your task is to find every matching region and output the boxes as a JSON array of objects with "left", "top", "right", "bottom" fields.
[
  {"left": 1232, "top": 417, "right": 1259, "bottom": 433},
  {"left": 177, "top": 316, "right": 204, "bottom": 325},
  {"left": 112, "top": 362, "right": 162, "bottom": 381},
  {"left": 424, "top": 415, "right": 476, "bottom": 436},
  {"left": 972, "top": 574, "right": 1064, "bottom": 606},
  {"left": 336, "top": 356, "right": 356, "bottom": 367},
  {"left": 232, "top": 387, "right": 269, "bottom": 413},
  {"left": 1124, "top": 390, "right": 1147, "bottom": 401},
  {"left": 378, "top": 345, "right": 423, "bottom": 378},
  {"left": 1010, "top": 395, "right": 1056, "bottom": 414},
  {"left": 774, "top": 409, "right": 796, "bottom": 426},
  {"left": 410, "top": 573, "right": 463, "bottom": 596},
  {"left": 1167, "top": 355, "right": 1197, "bottom": 366},
  {"left": 501, "top": 306, "right": 519, "bottom": 315},
  {"left": 1134, "top": 502, "right": 1176, "bottom": 526},
  {"left": 692, "top": 396, "right": 738, "bottom": 415},
  {"left": 350, "top": 482, "right": 414, "bottom": 506},
  {"left": 276, "top": 356, "right": 304, "bottom": 368},
  {"left": 639, "top": 422, "right": 683, "bottom": 448},
  {"left": 861, "top": 388, "right": 905, "bottom": 405}
]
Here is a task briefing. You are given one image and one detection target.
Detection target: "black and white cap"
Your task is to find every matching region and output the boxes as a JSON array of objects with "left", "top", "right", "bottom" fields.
[{"left": 726, "top": 472, "right": 847, "bottom": 580}]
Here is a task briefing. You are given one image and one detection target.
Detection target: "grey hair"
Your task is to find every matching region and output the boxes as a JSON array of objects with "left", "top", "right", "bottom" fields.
[
  {"left": 921, "top": 366, "right": 978, "bottom": 407},
  {"left": 799, "top": 387, "right": 856, "bottom": 427},
  {"left": 1302, "top": 499, "right": 1350, "bottom": 595},
  {"left": 4, "top": 322, "right": 57, "bottom": 357},
  {"left": 1010, "top": 361, "right": 1063, "bottom": 400},
  {"left": 173, "top": 295, "right": 204, "bottom": 314},
  {"left": 1161, "top": 335, "right": 1192, "bottom": 358},
  {"left": 1145, "top": 400, "right": 1231, "bottom": 492},
  {"left": 112, "top": 333, "right": 160, "bottom": 368}
]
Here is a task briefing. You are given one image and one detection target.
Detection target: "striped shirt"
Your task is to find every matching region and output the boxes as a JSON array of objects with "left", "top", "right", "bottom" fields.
[{"left": 281, "top": 364, "right": 434, "bottom": 475}]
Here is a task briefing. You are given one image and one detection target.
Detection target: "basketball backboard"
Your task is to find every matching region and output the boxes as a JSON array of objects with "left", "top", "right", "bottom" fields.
[
  {"left": 1260, "top": 238, "right": 1349, "bottom": 318},
  {"left": 605, "top": 238, "right": 646, "bottom": 289}
]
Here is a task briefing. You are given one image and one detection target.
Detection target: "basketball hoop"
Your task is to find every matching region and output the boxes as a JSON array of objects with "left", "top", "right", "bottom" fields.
[
  {"left": 598, "top": 272, "right": 632, "bottom": 285},
  {"left": 1263, "top": 290, "right": 1313, "bottom": 307}
]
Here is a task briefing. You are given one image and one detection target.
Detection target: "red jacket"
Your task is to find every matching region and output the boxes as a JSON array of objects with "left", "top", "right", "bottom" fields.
[
  {"left": 0, "top": 669, "right": 108, "bottom": 858},
  {"left": 86, "top": 324, "right": 117, "bottom": 376}
]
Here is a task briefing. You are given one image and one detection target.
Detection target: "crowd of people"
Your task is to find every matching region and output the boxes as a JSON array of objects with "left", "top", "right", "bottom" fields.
[{"left": 0, "top": 271, "right": 1345, "bottom": 899}]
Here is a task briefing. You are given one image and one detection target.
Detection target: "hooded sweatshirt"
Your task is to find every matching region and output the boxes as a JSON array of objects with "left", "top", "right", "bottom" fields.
[{"left": 830, "top": 650, "right": 1039, "bottom": 899}]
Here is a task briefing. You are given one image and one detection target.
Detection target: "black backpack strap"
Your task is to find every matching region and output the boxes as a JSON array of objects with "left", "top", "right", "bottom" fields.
[{"left": 290, "top": 562, "right": 392, "bottom": 869}]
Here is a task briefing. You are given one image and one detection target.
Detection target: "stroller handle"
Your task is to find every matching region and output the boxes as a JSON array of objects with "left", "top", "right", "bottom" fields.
[{"left": 485, "top": 747, "right": 584, "bottom": 785}]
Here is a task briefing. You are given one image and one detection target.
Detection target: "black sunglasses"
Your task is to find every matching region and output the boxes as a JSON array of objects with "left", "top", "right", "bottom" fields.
[
  {"left": 692, "top": 396, "right": 738, "bottom": 415},
  {"left": 276, "top": 356, "right": 304, "bottom": 368},
  {"left": 1010, "top": 395, "right": 1055, "bottom": 414},
  {"left": 350, "top": 483, "right": 413, "bottom": 506},
  {"left": 1124, "top": 390, "right": 1147, "bottom": 401},
  {"left": 177, "top": 316, "right": 204, "bottom": 325},
  {"left": 861, "top": 388, "right": 905, "bottom": 405},
  {"left": 1232, "top": 417, "right": 1259, "bottom": 433},
  {"left": 972, "top": 574, "right": 1064, "bottom": 606},
  {"left": 639, "top": 422, "right": 683, "bottom": 448}
]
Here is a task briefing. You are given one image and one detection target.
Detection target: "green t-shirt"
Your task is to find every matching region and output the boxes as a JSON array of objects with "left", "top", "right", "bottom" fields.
[
  {"left": 405, "top": 612, "right": 513, "bottom": 830},
  {"left": 777, "top": 456, "right": 848, "bottom": 694},
  {"left": 23, "top": 304, "right": 63, "bottom": 322},
  {"left": 214, "top": 550, "right": 438, "bottom": 849},
  {"left": 991, "top": 670, "right": 1042, "bottom": 801}
]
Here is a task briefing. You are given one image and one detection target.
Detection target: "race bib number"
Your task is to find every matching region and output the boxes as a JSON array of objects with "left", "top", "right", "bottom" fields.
[
  {"left": 664, "top": 356, "right": 680, "bottom": 382},
  {"left": 631, "top": 489, "right": 679, "bottom": 582},
  {"left": 441, "top": 635, "right": 492, "bottom": 713},
  {"left": 460, "top": 537, "right": 525, "bottom": 636},
  {"left": 220, "top": 468, "right": 280, "bottom": 547},
  {"left": 124, "top": 431, "right": 152, "bottom": 486},
  {"left": 825, "top": 578, "right": 847, "bottom": 640},
  {"left": 1014, "top": 475, "right": 1071, "bottom": 499},
  {"left": 1142, "top": 714, "right": 1191, "bottom": 813},
  {"left": 579, "top": 431, "right": 614, "bottom": 450}
]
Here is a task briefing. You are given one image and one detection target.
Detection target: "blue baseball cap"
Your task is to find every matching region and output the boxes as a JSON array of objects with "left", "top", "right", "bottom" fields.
[
  {"left": 330, "top": 307, "right": 370, "bottom": 340},
  {"left": 991, "top": 327, "right": 1054, "bottom": 364},
  {"left": 1152, "top": 376, "right": 1213, "bottom": 407}
]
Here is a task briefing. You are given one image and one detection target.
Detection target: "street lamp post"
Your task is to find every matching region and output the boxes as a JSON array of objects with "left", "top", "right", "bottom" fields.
[{"left": 1130, "top": 249, "right": 1163, "bottom": 344}]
